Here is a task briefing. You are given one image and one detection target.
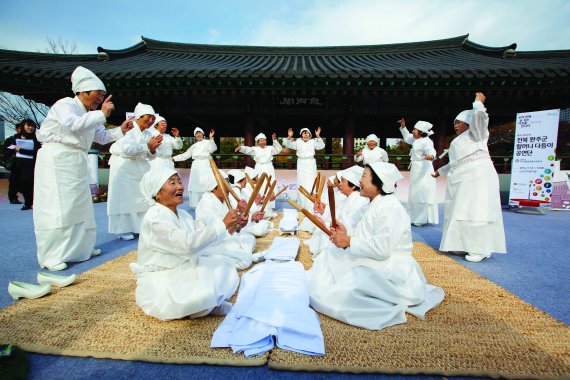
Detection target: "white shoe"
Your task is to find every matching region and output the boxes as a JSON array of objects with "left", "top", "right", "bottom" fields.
[
  {"left": 8, "top": 281, "right": 51, "bottom": 300},
  {"left": 412, "top": 223, "right": 425, "bottom": 227},
  {"left": 118, "top": 233, "right": 134, "bottom": 241},
  {"left": 465, "top": 253, "right": 491, "bottom": 262},
  {"left": 91, "top": 248, "right": 102, "bottom": 257},
  {"left": 46, "top": 262, "right": 68, "bottom": 271},
  {"left": 37, "top": 272, "right": 77, "bottom": 287}
]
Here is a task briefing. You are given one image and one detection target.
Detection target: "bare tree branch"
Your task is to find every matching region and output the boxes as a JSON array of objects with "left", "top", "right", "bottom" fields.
[{"left": 44, "top": 36, "right": 77, "bottom": 54}]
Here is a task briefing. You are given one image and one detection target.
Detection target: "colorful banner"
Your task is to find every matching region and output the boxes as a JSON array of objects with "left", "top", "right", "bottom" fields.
[{"left": 509, "top": 109, "right": 560, "bottom": 205}]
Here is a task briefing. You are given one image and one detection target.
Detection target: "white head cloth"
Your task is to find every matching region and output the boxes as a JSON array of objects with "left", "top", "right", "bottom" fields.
[
  {"left": 228, "top": 169, "right": 246, "bottom": 184},
  {"left": 365, "top": 134, "right": 379, "bottom": 145},
  {"left": 134, "top": 103, "right": 156, "bottom": 120},
  {"left": 200, "top": 170, "right": 218, "bottom": 192},
  {"left": 328, "top": 175, "right": 337, "bottom": 184},
  {"left": 151, "top": 115, "right": 165, "bottom": 128},
  {"left": 369, "top": 162, "right": 403, "bottom": 194},
  {"left": 139, "top": 168, "right": 178, "bottom": 206},
  {"left": 414, "top": 121, "right": 434, "bottom": 136},
  {"left": 71, "top": 66, "right": 106, "bottom": 93},
  {"left": 299, "top": 128, "right": 312, "bottom": 137},
  {"left": 255, "top": 133, "right": 267, "bottom": 143},
  {"left": 194, "top": 127, "right": 205, "bottom": 136},
  {"left": 336, "top": 170, "right": 345, "bottom": 183},
  {"left": 342, "top": 165, "right": 365, "bottom": 187},
  {"left": 219, "top": 169, "right": 228, "bottom": 179},
  {"left": 245, "top": 166, "right": 259, "bottom": 179},
  {"left": 455, "top": 110, "right": 473, "bottom": 125}
]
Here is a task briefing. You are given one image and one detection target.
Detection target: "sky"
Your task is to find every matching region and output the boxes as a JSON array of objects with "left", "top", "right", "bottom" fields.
[{"left": 0, "top": 0, "right": 569, "bottom": 53}]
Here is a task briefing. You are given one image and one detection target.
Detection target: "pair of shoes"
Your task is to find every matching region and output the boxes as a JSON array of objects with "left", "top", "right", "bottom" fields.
[
  {"left": 91, "top": 248, "right": 102, "bottom": 257},
  {"left": 8, "top": 281, "right": 51, "bottom": 300},
  {"left": 412, "top": 223, "right": 425, "bottom": 227},
  {"left": 21, "top": 206, "right": 32, "bottom": 210},
  {"left": 46, "top": 262, "right": 68, "bottom": 271},
  {"left": 465, "top": 253, "right": 491, "bottom": 263},
  {"left": 37, "top": 272, "right": 77, "bottom": 287},
  {"left": 10, "top": 199, "right": 22, "bottom": 204},
  {"left": 118, "top": 233, "right": 135, "bottom": 241}
]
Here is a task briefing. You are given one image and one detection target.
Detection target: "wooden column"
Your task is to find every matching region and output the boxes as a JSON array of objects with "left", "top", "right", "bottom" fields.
[
  {"left": 434, "top": 106, "right": 451, "bottom": 170},
  {"left": 343, "top": 113, "right": 355, "bottom": 169},
  {"left": 244, "top": 112, "right": 255, "bottom": 167}
]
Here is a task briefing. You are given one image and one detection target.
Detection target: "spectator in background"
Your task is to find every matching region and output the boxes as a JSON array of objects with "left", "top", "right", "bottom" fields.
[
  {"left": 12, "top": 119, "right": 40, "bottom": 210},
  {"left": 2, "top": 123, "right": 23, "bottom": 204}
]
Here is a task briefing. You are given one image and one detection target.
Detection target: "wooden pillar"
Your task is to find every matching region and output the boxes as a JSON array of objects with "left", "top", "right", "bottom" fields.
[
  {"left": 343, "top": 114, "right": 355, "bottom": 169},
  {"left": 434, "top": 106, "right": 450, "bottom": 170},
  {"left": 244, "top": 112, "right": 255, "bottom": 167}
]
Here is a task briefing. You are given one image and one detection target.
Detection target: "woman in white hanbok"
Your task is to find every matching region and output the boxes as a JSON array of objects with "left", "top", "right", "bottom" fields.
[
  {"left": 149, "top": 116, "right": 183, "bottom": 170},
  {"left": 434, "top": 93, "right": 506, "bottom": 262},
  {"left": 284, "top": 127, "right": 325, "bottom": 210},
  {"left": 235, "top": 132, "right": 282, "bottom": 181},
  {"left": 307, "top": 162, "right": 445, "bottom": 330},
  {"left": 173, "top": 127, "right": 217, "bottom": 208},
  {"left": 131, "top": 168, "right": 239, "bottom": 320},
  {"left": 107, "top": 103, "right": 162, "bottom": 240},
  {"left": 398, "top": 120, "right": 439, "bottom": 226},
  {"left": 354, "top": 134, "right": 389, "bottom": 165}
]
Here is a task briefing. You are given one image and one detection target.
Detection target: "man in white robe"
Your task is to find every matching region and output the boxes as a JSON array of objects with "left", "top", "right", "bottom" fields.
[
  {"left": 433, "top": 92, "right": 506, "bottom": 262},
  {"left": 354, "top": 134, "right": 389, "bottom": 164},
  {"left": 131, "top": 167, "right": 239, "bottom": 320},
  {"left": 149, "top": 116, "right": 183, "bottom": 170},
  {"left": 107, "top": 103, "right": 162, "bottom": 240},
  {"left": 307, "top": 162, "right": 445, "bottom": 330},
  {"left": 34, "top": 66, "right": 131, "bottom": 271}
]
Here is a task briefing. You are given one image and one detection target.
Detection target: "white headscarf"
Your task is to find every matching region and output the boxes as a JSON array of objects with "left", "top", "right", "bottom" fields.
[
  {"left": 365, "top": 134, "right": 379, "bottom": 145},
  {"left": 255, "top": 133, "right": 267, "bottom": 143},
  {"left": 219, "top": 169, "right": 228, "bottom": 179},
  {"left": 194, "top": 127, "right": 205, "bottom": 136},
  {"left": 336, "top": 170, "right": 345, "bottom": 183},
  {"left": 134, "top": 103, "right": 155, "bottom": 120},
  {"left": 245, "top": 166, "right": 259, "bottom": 179},
  {"left": 455, "top": 110, "right": 473, "bottom": 125},
  {"left": 369, "top": 162, "right": 403, "bottom": 194},
  {"left": 151, "top": 115, "right": 165, "bottom": 129},
  {"left": 71, "top": 66, "right": 106, "bottom": 93},
  {"left": 200, "top": 170, "right": 218, "bottom": 192},
  {"left": 228, "top": 169, "right": 246, "bottom": 184},
  {"left": 342, "top": 165, "right": 365, "bottom": 187},
  {"left": 299, "top": 128, "right": 312, "bottom": 137},
  {"left": 139, "top": 168, "right": 178, "bottom": 206},
  {"left": 414, "top": 121, "right": 434, "bottom": 136}
]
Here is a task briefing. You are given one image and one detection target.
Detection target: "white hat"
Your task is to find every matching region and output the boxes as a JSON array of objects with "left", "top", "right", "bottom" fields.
[
  {"left": 414, "top": 121, "right": 434, "bottom": 136},
  {"left": 342, "top": 165, "right": 365, "bottom": 187},
  {"left": 255, "top": 133, "right": 267, "bottom": 143},
  {"left": 219, "top": 169, "right": 228, "bottom": 179},
  {"left": 245, "top": 166, "right": 259, "bottom": 179},
  {"left": 134, "top": 102, "right": 156, "bottom": 120},
  {"left": 194, "top": 127, "right": 205, "bottom": 136},
  {"left": 365, "top": 134, "right": 379, "bottom": 145},
  {"left": 71, "top": 66, "right": 106, "bottom": 93},
  {"left": 228, "top": 169, "right": 246, "bottom": 184},
  {"left": 368, "top": 162, "right": 403, "bottom": 194},
  {"left": 335, "top": 170, "right": 344, "bottom": 182},
  {"left": 455, "top": 110, "right": 473, "bottom": 125},
  {"left": 300, "top": 128, "right": 312, "bottom": 137},
  {"left": 151, "top": 115, "right": 165, "bottom": 128},
  {"left": 328, "top": 175, "right": 337, "bottom": 184},
  {"left": 139, "top": 168, "right": 178, "bottom": 206},
  {"left": 200, "top": 170, "right": 218, "bottom": 192}
]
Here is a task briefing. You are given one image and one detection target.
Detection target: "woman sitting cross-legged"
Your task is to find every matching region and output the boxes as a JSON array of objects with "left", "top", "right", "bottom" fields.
[{"left": 130, "top": 168, "right": 240, "bottom": 321}]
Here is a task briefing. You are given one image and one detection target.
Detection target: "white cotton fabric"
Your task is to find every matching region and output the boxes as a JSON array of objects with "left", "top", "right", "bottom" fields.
[
  {"left": 262, "top": 237, "right": 300, "bottom": 261},
  {"left": 354, "top": 146, "right": 389, "bottom": 165},
  {"left": 245, "top": 166, "right": 259, "bottom": 179},
  {"left": 366, "top": 134, "right": 379, "bottom": 144},
  {"left": 307, "top": 194, "right": 445, "bottom": 330},
  {"left": 413, "top": 121, "right": 434, "bottom": 136},
  {"left": 34, "top": 96, "right": 123, "bottom": 268},
  {"left": 342, "top": 165, "right": 364, "bottom": 187},
  {"left": 228, "top": 169, "right": 246, "bottom": 184},
  {"left": 133, "top": 103, "right": 155, "bottom": 120},
  {"left": 211, "top": 260, "right": 325, "bottom": 357},
  {"left": 279, "top": 209, "right": 298, "bottom": 234},
  {"left": 131, "top": 203, "right": 238, "bottom": 320},
  {"left": 239, "top": 139, "right": 282, "bottom": 181},
  {"left": 399, "top": 126, "right": 439, "bottom": 224},
  {"left": 71, "top": 66, "right": 106, "bottom": 93},
  {"left": 299, "top": 128, "right": 312, "bottom": 137},
  {"left": 139, "top": 168, "right": 177, "bottom": 206},
  {"left": 369, "top": 162, "right": 403, "bottom": 194},
  {"left": 255, "top": 133, "right": 267, "bottom": 142},
  {"left": 148, "top": 126, "right": 183, "bottom": 170},
  {"left": 455, "top": 110, "right": 473, "bottom": 125},
  {"left": 193, "top": 127, "right": 205, "bottom": 136},
  {"left": 172, "top": 139, "right": 217, "bottom": 207}
]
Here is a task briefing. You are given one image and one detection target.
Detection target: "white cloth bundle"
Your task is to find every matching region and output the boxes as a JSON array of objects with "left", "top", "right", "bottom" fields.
[
  {"left": 279, "top": 209, "right": 298, "bottom": 235},
  {"left": 253, "top": 237, "right": 300, "bottom": 263},
  {"left": 211, "top": 260, "right": 325, "bottom": 357}
]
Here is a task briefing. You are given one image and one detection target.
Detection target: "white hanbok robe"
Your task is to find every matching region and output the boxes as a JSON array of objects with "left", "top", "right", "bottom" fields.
[
  {"left": 107, "top": 125, "right": 155, "bottom": 234},
  {"left": 307, "top": 194, "right": 445, "bottom": 330},
  {"left": 148, "top": 128, "right": 183, "bottom": 170},
  {"left": 354, "top": 146, "right": 389, "bottom": 165},
  {"left": 437, "top": 101, "right": 506, "bottom": 255},
  {"left": 173, "top": 139, "right": 217, "bottom": 207},
  {"left": 195, "top": 192, "right": 255, "bottom": 270},
  {"left": 229, "top": 185, "right": 270, "bottom": 237},
  {"left": 131, "top": 203, "right": 239, "bottom": 320},
  {"left": 34, "top": 96, "right": 123, "bottom": 268},
  {"left": 306, "top": 191, "right": 368, "bottom": 257},
  {"left": 399, "top": 128, "right": 439, "bottom": 224},
  {"left": 284, "top": 137, "right": 325, "bottom": 210},
  {"left": 238, "top": 140, "right": 282, "bottom": 180}
]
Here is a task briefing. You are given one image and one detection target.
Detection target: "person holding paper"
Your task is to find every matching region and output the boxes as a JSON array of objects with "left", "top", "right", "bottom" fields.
[
  {"left": 354, "top": 134, "right": 388, "bottom": 164},
  {"left": 172, "top": 127, "right": 217, "bottom": 208},
  {"left": 433, "top": 92, "right": 506, "bottom": 262},
  {"left": 12, "top": 119, "right": 40, "bottom": 210},
  {"left": 2, "top": 123, "right": 23, "bottom": 204},
  {"left": 307, "top": 162, "right": 445, "bottom": 330},
  {"left": 397, "top": 119, "right": 439, "bottom": 226},
  {"left": 284, "top": 127, "right": 325, "bottom": 210},
  {"left": 34, "top": 66, "right": 132, "bottom": 271},
  {"left": 107, "top": 102, "right": 162, "bottom": 241},
  {"left": 131, "top": 167, "right": 239, "bottom": 320},
  {"left": 148, "top": 116, "right": 182, "bottom": 170}
]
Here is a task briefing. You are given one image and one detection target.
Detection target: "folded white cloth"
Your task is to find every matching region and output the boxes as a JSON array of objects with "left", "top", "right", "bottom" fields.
[
  {"left": 211, "top": 260, "right": 325, "bottom": 357},
  {"left": 279, "top": 209, "right": 298, "bottom": 233}
]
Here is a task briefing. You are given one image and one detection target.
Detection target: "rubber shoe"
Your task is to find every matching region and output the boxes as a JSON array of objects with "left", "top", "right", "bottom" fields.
[
  {"left": 8, "top": 281, "right": 51, "bottom": 300},
  {"left": 37, "top": 272, "right": 77, "bottom": 288},
  {"left": 46, "top": 262, "right": 68, "bottom": 271},
  {"left": 118, "top": 233, "right": 134, "bottom": 241},
  {"left": 465, "top": 253, "right": 491, "bottom": 263},
  {"left": 91, "top": 248, "right": 102, "bottom": 257}
]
